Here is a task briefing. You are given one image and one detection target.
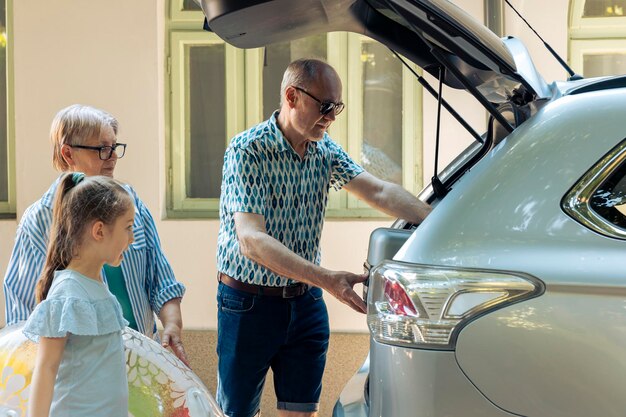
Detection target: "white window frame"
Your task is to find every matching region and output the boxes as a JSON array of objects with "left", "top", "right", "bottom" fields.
[
  {"left": 570, "top": 0, "right": 626, "bottom": 38},
  {"left": 569, "top": 0, "right": 626, "bottom": 76},
  {"left": 570, "top": 38, "right": 626, "bottom": 74}
]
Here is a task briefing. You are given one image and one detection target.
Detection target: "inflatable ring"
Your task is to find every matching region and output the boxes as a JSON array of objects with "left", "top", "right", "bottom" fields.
[{"left": 0, "top": 324, "right": 224, "bottom": 417}]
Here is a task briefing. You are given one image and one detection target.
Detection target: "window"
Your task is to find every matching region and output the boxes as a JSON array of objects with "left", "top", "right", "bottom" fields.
[
  {"left": 563, "top": 138, "right": 626, "bottom": 239},
  {"left": 570, "top": 0, "right": 626, "bottom": 77},
  {"left": 168, "top": 1, "right": 247, "bottom": 217},
  {"left": 0, "top": 0, "right": 13, "bottom": 216},
  {"left": 167, "top": 2, "right": 423, "bottom": 218}
]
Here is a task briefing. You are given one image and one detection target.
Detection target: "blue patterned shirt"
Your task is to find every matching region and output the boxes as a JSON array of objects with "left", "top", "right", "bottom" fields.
[
  {"left": 217, "top": 112, "right": 364, "bottom": 286},
  {"left": 3, "top": 176, "right": 186, "bottom": 338}
]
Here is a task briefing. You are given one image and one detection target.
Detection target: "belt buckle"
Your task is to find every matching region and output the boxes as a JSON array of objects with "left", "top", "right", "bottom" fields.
[{"left": 282, "top": 284, "right": 306, "bottom": 298}]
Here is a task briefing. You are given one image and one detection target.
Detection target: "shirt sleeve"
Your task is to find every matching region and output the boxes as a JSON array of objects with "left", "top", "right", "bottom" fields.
[
  {"left": 328, "top": 139, "right": 364, "bottom": 191},
  {"left": 3, "top": 209, "right": 48, "bottom": 325},
  {"left": 132, "top": 191, "right": 186, "bottom": 316},
  {"left": 221, "top": 145, "right": 266, "bottom": 215}
]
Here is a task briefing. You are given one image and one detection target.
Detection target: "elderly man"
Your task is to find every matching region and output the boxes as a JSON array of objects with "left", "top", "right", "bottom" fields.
[
  {"left": 3, "top": 104, "right": 189, "bottom": 365},
  {"left": 216, "top": 58, "right": 431, "bottom": 417}
]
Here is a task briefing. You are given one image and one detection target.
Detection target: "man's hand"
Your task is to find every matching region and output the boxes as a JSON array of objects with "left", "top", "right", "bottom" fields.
[
  {"left": 159, "top": 298, "right": 190, "bottom": 368},
  {"left": 326, "top": 271, "right": 369, "bottom": 313}
]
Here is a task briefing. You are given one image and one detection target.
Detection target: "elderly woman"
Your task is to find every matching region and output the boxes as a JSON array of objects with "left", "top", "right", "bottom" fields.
[{"left": 3, "top": 104, "right": 189, "bottom": 365}]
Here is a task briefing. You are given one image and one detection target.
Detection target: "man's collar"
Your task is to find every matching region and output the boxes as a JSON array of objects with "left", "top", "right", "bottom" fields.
[{"left": 269, "top": 111, "right": 319, "bottom": 156}]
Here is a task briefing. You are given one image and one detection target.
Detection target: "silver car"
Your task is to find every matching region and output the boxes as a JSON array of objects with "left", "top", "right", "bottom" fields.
[{"left": 200, "top": 0, "right": 626, "bottom": 416}]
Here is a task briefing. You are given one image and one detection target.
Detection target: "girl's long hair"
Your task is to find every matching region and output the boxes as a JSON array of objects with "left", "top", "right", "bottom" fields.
[{"left": 35, "top": 173, "right": 133, "bottom": 303}]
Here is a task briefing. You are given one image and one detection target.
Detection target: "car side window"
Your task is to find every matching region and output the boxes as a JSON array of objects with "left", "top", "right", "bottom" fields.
[
  {"left": 590, "top": 162, "right": 626, "bottom": 230},
  {"left": 563, "top": 139, "right": 626, "bottom": 239}
]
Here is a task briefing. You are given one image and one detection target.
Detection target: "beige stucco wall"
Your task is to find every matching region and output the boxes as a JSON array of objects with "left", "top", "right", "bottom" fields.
[{"left": 0, "top": 0, "right": 570, "bottom": 330}]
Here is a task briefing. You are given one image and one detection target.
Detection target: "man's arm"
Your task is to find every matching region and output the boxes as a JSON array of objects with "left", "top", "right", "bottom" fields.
[
  {"left": 343, "top": 171, "right": 432, "bottom": 223},
  {"left": 234, "top": 212, "right": 367, "bottom": 313}
]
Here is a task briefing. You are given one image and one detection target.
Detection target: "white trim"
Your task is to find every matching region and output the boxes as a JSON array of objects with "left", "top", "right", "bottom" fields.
[
  {"left": 570, "top": 38, "right": 626, "bottom": 76},
  {"left": 570, "top": 0, "right": 626, "bottom": 38}
]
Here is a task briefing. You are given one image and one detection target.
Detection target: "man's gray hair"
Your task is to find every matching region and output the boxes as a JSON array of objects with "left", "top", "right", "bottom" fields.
[{"left": 279, "top": 58, "right": 330, "bottom": 107}]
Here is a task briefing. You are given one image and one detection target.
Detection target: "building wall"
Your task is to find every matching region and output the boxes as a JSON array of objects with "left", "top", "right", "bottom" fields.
[{"left": 0, "top": 0, "right": 569, "bottom": 330}]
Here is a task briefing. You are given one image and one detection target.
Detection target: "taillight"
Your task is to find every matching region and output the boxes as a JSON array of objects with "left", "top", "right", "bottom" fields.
[
  {"left": 384, "top": 280, "right": 417, "bottom": 316},
  {"left": 367, "top": 261, "right": 543, "bottom": 349}
]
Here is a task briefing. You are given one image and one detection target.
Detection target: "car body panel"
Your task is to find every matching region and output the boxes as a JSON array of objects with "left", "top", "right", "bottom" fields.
[
  {"left": 368, "top": 341, "right": 517, "bottom": 417},
  {"left": 456, "top": 290, "right": 626, "bottom": 417},
  {"left": 396, "top": 88, "right": 626, "bottom": 283}
]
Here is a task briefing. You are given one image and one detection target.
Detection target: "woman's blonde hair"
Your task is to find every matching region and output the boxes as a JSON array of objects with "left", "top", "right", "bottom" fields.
[
  {"left": 35, "top": 173, "right": 133, "bottom": 302},
  {"left": 50, "top": 104, "right": 119, "bottom": 171}
]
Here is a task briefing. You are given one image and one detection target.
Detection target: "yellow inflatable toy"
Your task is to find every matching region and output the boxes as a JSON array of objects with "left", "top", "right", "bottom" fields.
[{"left": 0, "top": 324, "right": 224, "bottom": 417}]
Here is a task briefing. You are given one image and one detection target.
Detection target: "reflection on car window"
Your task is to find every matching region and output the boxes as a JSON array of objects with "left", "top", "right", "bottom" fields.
[{"left": 590, "top": 162, "right": 626, "bottom": 229}]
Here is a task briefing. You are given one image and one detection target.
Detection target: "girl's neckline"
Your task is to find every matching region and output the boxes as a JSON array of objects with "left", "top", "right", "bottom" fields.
[{"left": 57, "top": 269, "right": 105, "bottom": 286}]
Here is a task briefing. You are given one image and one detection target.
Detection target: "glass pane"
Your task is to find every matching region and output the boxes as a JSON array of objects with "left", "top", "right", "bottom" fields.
[
  {"left": 583, "top": 53, "right": 626, "bottom": 77},
  {"left": 583, "top": 0, "right": 626, "bottom": 17},
  {"left": 0, "top": 0, "right": 7, "bottom": 202},
  {"left": 361, "top": 41, "right": 403, "bottom": 185},
  {"left": 187, "top": 44, "right": 225, "bottom": 199},
  {"left": 590, "top": 158, "right": 626, "bottom": 230},
  {"left": 262, "top": 35, "right": 327, "bottom": 119},
  {"left": 182, "top": 0, "right": 202, "bottom": 11}
]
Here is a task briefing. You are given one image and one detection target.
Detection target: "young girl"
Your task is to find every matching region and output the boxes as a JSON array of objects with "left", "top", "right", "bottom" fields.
[{"left": 23, "top": 172, "right": 135, "bottom": 417}]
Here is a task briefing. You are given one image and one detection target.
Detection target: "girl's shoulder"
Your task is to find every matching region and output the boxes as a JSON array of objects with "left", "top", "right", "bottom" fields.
[
  {"left": 23, "top": 270, "right": 128, "bottom": 341},
  {"left": 48, "top": 270, "right": 107, "bottom": 301}
]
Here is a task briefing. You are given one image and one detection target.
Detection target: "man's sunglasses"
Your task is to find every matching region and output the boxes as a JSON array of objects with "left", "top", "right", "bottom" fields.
[{"left": 293, "top": 86, "right": 345, "bottom": 116}]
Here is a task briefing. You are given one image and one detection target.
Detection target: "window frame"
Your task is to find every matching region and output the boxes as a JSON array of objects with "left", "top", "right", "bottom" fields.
[
  {"left": 0, "top": 0, "right": 15, "bottom": 217},
  {"left": 569, "top": 0, "right": 626, "bottom": 76},
  {"left": 570, "top": 38, "right": 626, "bottom": 75},
  {"left": 562, "top": 137, "right": 626, "bottom": 240},
  {"left": 169, "top": 0, "right": 204, "bottom": 25},
  {"left": 168, "top": 30, "right": 246, "bottom": 217},
  {"left": 570, "top": 0, "right": 626, "bottom": 38},
  {"left": 323, "top": 33, "right": 423, "bottom": 217}
]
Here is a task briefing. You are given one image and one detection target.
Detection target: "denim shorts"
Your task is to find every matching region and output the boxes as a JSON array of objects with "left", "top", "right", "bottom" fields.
[{"left": 216, "top": 282, "right": 330, "bottom": 417}]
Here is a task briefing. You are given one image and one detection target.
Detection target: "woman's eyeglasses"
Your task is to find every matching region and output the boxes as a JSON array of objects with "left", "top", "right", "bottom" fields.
[
  {"left": 69, "top": 143, "right": 127, "bottom": 160},
  {"left": 293, "top": 86, "right": 345, "bottom": 116}
]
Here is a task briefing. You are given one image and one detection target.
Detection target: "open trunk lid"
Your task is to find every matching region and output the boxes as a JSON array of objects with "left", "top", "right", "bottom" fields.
[{"left": 200, "top": 0, "right": 550, "bottom": 103}]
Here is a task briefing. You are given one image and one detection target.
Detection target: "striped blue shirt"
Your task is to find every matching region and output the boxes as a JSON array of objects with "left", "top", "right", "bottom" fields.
[
  {"left": 217, "top": 112, "right": 363, "bottom": 286},
  {"left": 3, "top": 176, "right": 185, "bottom": 338}
]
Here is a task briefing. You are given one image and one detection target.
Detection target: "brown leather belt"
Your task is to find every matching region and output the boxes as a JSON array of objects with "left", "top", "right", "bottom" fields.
[{"left": 218, "top": 272, "right": 309, "bottom": 298}]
